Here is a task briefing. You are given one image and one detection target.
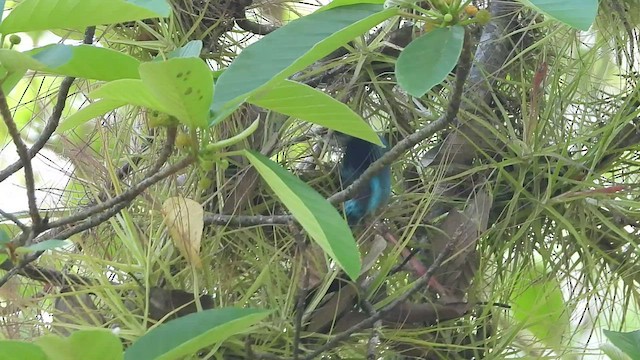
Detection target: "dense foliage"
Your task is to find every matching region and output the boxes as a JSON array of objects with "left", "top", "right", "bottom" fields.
[{"left": 1, "top": 0, "right": 639, "bottom": 359}]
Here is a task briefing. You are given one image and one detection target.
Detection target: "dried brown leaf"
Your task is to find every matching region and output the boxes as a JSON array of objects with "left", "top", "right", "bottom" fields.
[{"left": 162, "top": 197, "right": 204, "bottom": 268}]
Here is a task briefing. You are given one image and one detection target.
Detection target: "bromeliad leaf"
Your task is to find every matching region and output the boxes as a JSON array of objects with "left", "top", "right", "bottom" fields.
[{"left": 245, "top": 151, "right": 361, "bottom": 280}]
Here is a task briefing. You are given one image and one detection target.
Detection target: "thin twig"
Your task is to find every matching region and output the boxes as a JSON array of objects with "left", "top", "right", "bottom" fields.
[
  {"left": 41, "top": 156, "right": 194, "bottom": 243},
  {"left": 236, "top": 18, "right": 279, "bottom": 35},
  {"left": 204, "top": 213, "right": 292, "bottom": 226},
  {"left": 0, "top": 156, "right": 194, "bottom": 287},
  {"left": 148, "top": 126, "right": 177, "bottom": 175},
  {"left": 201, "top": 28, "right": 476, "bottom": 229},
  {"left": 0, "top": 261, "right": 100, "bottom": 287},
  {"left": 44, "top": 126, "right": 173, "bottom": 230},
  {"left": 292, "top": 230, "right": 309, "bottom": 360},
  {"left": 0, "top": 88, "right": 42, "bottom": 230},
  {"left": 0, "top": 26, "right": 94, "bottom": 184},
  {"left": 0, "top": 209, "right": 29, "bottom": 232},
  {"left": 357, "top": 288, "right": 381, "bottom": 360}
]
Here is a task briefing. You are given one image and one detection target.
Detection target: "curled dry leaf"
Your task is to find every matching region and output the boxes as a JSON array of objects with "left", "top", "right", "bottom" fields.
[{"left": 161, "top": 197, "right": 204, "bottom": 268}]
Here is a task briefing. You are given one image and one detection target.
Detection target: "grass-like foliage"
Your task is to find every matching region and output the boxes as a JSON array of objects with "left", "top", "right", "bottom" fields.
[{"left": 1, "top": 0, "right": 638, "bottom": 359}]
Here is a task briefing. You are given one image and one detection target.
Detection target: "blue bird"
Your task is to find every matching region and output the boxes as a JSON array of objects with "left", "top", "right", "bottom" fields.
[{"left": 339, "top": 135, "right": 392, "bottom": 225}]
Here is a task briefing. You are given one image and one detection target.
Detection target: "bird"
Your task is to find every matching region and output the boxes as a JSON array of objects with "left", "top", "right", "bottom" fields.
[{"left": 338, "top": 134, "right": 392, "bottom": 225}]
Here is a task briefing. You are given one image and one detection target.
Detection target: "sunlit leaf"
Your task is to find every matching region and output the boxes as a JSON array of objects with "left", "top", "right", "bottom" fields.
[
  {"left": 248, "top": 80, "right": 382, "bottom": 145},
  {"left": 0, "top": 0, "right": 171, "bottom": 34},
  {"left": 0, "top": 49, "right": 48, "bottom": 71},
  {"left": 0, "top": 66, "right": 27, "bottom": 94},
  {"left": 245, "top": 151, "right": 361, "bottom": 280},
  {"left": 0, "top": 45, "right": 140, "bottom": 81},
  {"left": 57, "top": 99, "right": 126, "bottom": 133},
  {"left": 28, "top": 45, "right": 141, "bottom": 80},
  {"left": 35, "top": 330, "right": 123, "bottom": 360},
  {"left": 140, "top": 58, "right": 213, "bottom": 128},
  {"left": 89, "top": 79, "right": 173, "bottom": 116},
  {"left": 511, "top": 264, "right": 570, "bottom": 351},
  {"left": 0, "top": 341, "right": 48, "bottom": 360}
]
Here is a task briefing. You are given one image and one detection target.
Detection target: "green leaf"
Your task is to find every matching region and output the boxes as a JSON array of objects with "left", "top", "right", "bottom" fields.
[
  {"left": 18, "top": 239, "right": 70, "bottom": 253},
  {"left": 321, "top": 0, "right": 386, "bottom": 11},
  {"left": 28, "top": 45, "right": 141, "bottom": 81},
  {"left": 0, "top": 66, "right": 27, "bottom": 94},
  {"left": 124, "top": 308, "right": 269, "bottom": 360},
  {"left": 210, "top": 4, "right": 397, "bottom": 124},
  {"left": 603, "top": 330, "right": 640, "bottom": 359},
  {"left": 511, "top": 264, "right": 570, "bottom": 351},
  {"left": 35, "top": 330, "right": 123, "bottom": 360},
  {"left": 0, "top": 1, "right": 5, "bottom": 25},
  {"left": 245, "top": 151, "right": 361, "bottom": 280},
  {"left": 0, "top": 228, "right": 10, "bottom": 245},
  {"left": 0, "top": 227, "right": 11, "bottom": 262},
  {"left": 0, "top": 45, "right": 140, "bottom": 81},
  {"left": 0, "top": 49, "right": 47, "bottom": 71},
  {"left": 526, "top": 0, "right": 598, "bottom": 31},
  {"left": 30, "top": 44, "right": 71, "bottom": 68},
  {"left": 0, "top": 0, "right": 171, "bottom": 34},
  {"left": 167, "top": 40, "right": 203, "bottom": 59},
  {"left": 57, "top": 99, "right": 127, "bottom": 133},
  {"left": 395, "top": 25, "right": 464, "bottom": 98},
  {"left": 248, "top": 80, "right": 382, "bottom": 145},
  {"left": 0, "top": 340, "right": 48, "bottom": 360},
  {"left": 601, "top": 343, "right": 633, "bottom": 360},
  {"left": 139, "top": 58, "right": 213, "bottom": 128},
  {"left": 89, "top": 79, "right": 173, "bottom": 115}
]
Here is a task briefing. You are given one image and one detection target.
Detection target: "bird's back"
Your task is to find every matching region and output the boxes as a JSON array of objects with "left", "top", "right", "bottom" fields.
[{"left": 339, "top": 136, "right": 391, "bottom": 224}]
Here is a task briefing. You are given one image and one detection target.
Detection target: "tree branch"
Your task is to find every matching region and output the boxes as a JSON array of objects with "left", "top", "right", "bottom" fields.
[
  {"left": 0, "top": 26, "right": 95, "bottom": 183},
  {"left": 327, "top": 28, "right": 475, "bottom": 207}
]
